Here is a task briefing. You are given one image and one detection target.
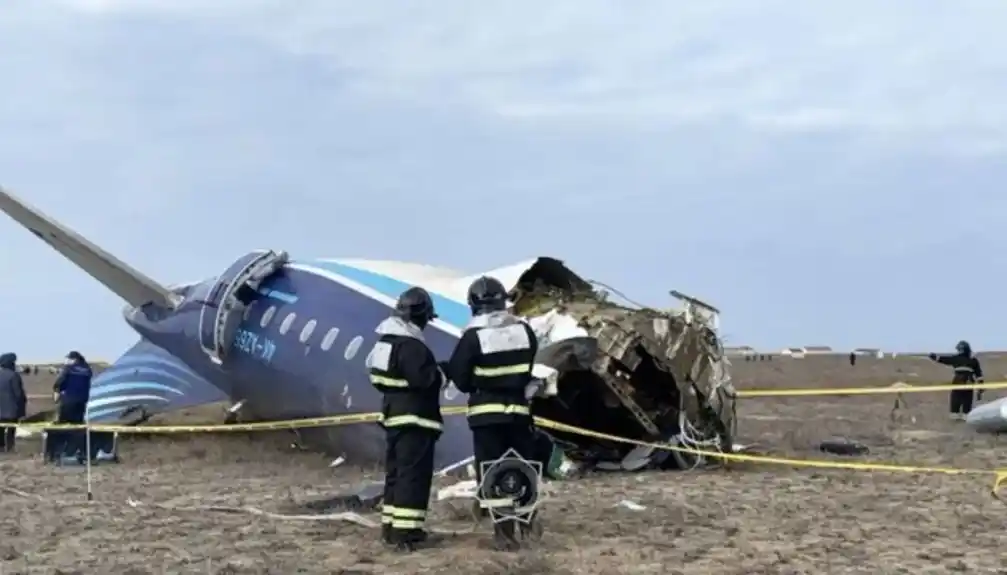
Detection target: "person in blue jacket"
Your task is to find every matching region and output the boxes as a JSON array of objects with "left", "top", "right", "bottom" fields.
[{"left": 46, "top": 351, "right": 93, "bottom": 462}]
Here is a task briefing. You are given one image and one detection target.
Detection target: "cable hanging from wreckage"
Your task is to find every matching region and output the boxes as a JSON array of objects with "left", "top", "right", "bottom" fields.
[{"left": 509, "top": 274, "right": 738, "bottom": 475}]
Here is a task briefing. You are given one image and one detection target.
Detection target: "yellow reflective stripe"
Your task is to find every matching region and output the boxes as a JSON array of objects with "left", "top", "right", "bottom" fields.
[
  {"left": 381, "top": 415, "right": 444, "bottom": 431},
  {"left": 371, "top": 375, "right": 408, "bottom": 388},
  {"left": 381, "top": 504, "right": 395, "bottom": 524},
  {"left": 467, "top": 404, "right": 530, "bottom": 417},
  {"left": 391, "top": 519, "right": 424, "bottom": 529},
  {"left": 473, "top": 364, "right": 530, "bottom": 377},
  {"left": 392, "top": 507, "right": 426, "bottom": 519}
]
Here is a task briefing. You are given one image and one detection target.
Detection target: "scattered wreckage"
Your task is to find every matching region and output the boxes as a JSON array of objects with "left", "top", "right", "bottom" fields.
[
  {"left": 505, "top": 260, "right": 738, "bottom": 477},
  {"left": 965, "top": 396, "right": 1007, "bottom": 434}
]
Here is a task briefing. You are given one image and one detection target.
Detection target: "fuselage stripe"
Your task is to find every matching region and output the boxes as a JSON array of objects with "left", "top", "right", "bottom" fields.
[{"left": 289, "top": 262, "right": 469, "bottom": 337}]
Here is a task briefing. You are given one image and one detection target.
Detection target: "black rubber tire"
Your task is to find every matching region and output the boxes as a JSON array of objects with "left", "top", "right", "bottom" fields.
[
  {"left": 667, "top": 438, "right": 704, "bottom": 470},
  {"left": 819, "top": 438, "right": 869, "bottom": 456}
]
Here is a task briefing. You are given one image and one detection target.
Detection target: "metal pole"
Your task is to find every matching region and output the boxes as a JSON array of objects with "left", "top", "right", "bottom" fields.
[{"left": 84, "top": 420, "right": 93, "bottom": 502}]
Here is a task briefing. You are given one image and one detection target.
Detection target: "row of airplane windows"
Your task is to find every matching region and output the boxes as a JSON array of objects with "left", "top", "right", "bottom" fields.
[{"left": 243, "top": 302, "right": 365, "bottom": 360}]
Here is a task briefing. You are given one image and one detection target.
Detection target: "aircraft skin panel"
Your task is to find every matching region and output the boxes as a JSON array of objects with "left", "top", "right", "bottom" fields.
[
  {"left": 320, "top": 257, "right": 582, "bottom": 307},
  {"left": 86, "top": 339, "right": 228, "bottom": 422},
  {"left": 305, "top": 260, "right": 473, "bottom": 333},
  {"left": 319, "top": 258, "right": 474, "bottom": 306},
  {"left": 454, "top": 259, "right": 546, "bottom": 294},
  {"left": 218, "top": 261, "right": 474, "bottom": 471},
  {"left": 330, "top": 259, "right": 469, "bottom": 285}
]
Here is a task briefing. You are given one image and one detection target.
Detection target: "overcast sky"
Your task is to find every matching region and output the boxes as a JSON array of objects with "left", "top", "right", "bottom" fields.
[{"left": 1, "top": 1, "right": 1005, "bottom": 360}]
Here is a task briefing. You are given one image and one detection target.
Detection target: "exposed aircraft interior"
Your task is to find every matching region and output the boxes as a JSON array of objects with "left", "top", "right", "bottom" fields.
[{"left": 509, "top": 259, "right": 736, "bottom": 471}]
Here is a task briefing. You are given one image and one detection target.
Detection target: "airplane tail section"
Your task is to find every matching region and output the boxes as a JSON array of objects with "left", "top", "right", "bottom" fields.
[
  {"left": 87, "top": 338, "right": 229, "bottom": 422},
  {"left": 0, "top": 186, "right": 178, "bottom": 309}
]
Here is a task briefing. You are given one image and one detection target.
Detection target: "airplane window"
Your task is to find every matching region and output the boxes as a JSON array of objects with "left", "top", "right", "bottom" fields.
[
  {"left": 320, "top": 327, "right": 340, "bottom": 351},
  {"left": 243, "top": 301, "right": 256, "bottom": 322},
  {"left": 260, "top": 306, "right": 276, "bottom": 328},
  {"left": 344, "top": 335, "right": 364, "bottom": 360},
  {"left": 279, "top": 312, "right": 297, "bottom": 335},
  {"left": 300, "top": 319, "right": 317, "bottom": 344}
]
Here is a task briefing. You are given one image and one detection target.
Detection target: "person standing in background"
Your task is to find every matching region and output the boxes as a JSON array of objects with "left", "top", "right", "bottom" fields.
[
  {"left": 47, "top": 351, "right": 93, "bottom": 461},
  {"left": 0, "top": 353, "right": 27, "bottom": 452},
  {"left": 929, "top": 340, "right": 984, "bottom": 420}
]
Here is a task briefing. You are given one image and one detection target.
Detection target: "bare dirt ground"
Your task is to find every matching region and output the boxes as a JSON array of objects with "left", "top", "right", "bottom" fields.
[{"left": 2, "top": 354, "right": 1007, "bottom": 574}]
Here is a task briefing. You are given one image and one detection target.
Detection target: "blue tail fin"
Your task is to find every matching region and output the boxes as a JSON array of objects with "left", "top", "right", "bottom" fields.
[{"left": 86, "top": 339, "right": 228, "bottom": 422}]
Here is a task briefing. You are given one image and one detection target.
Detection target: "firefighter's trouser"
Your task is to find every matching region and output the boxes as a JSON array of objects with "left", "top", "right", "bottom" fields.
[
  {"left": 950, "top": 387, "right": 974, "bottom": 414},
  {"left": 381, "top": 426, "right": 438, "bottom": 543}
]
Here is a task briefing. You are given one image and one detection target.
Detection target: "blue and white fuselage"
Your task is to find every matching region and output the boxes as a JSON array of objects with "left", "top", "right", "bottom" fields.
[
  {"left": 1, "top": 186, "right": 742, "bottom": 477},
  {"left": 106, "top": 258, "right": 483, "bottom": 471}
]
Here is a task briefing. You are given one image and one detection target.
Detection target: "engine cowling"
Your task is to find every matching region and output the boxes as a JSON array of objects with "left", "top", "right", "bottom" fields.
[{"left": 197, "top": 250, "right": 289, "bottom": 365}]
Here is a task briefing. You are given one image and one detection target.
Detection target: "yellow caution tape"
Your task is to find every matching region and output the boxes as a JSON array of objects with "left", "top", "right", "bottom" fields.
[
  {"left": 7, "top": 406, "right": 470, "bottom": 433},
  {"left": 8, "top": 405, "right": 1005, "bottom": 498},
  {"left": 10, "top": 382, "right": 1007, "bottom": 498},
  {"left": 736, "top": 380, "right": 1007, "bottom": 398},
  {"left": 531, "top": 417, "right": 1007, "bottom": 498}
]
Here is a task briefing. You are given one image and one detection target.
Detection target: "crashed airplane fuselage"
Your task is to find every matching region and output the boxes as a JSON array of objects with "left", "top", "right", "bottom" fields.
[{"left": 0, "top": 187, "right": 737, "bottom": 474}]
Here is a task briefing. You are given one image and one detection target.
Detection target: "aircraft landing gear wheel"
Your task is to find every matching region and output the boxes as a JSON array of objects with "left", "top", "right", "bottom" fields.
[{"left": 668, "top": 438, "right": 704, "bottom": 470}]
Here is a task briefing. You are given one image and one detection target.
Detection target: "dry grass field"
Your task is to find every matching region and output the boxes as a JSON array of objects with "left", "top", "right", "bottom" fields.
[{"left": 2, "top": 353, "right": 1007, "bottom": 574}]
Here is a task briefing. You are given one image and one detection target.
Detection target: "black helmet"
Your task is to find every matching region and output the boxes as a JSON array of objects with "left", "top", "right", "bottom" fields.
[
  {"left": 395, "top": 286, "right": 437, "bottom": 326},
  {"left": 956, "top": 340, "right": 972, "bottom": 356},
  {"left": 467, "top": 276, "right": 508, "bottom": 315}
]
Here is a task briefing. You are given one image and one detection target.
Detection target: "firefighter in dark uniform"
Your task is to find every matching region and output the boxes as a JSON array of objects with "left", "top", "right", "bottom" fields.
[
  {"left": 366, "top": 286, "right": 445, "bottom": 552},
  {"left": 929, "top": 340, "right": 985, "bottom": 420},
  {"left": 446, "top": 276, "right": 540, "bottom": 551}
]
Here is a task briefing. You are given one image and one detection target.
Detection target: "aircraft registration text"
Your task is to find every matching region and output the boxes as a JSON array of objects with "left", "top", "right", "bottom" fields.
[{"left": 233, "top": 328, "right": 277, "bottom": 363}]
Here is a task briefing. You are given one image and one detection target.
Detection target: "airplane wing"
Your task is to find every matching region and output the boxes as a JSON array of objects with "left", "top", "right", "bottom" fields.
[{"left": 0, "top": 186, "right": 178, "bottom": 309}]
